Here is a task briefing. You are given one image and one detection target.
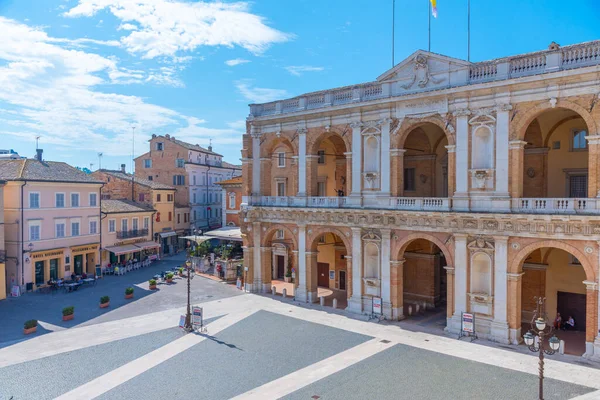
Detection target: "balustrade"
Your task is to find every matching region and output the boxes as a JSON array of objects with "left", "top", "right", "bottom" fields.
[{"left": 511, "top": 198, "right": 599, "bottom": 214}]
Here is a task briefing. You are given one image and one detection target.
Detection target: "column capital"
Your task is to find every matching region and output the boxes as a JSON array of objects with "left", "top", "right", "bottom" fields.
[
  {"left": 390, "top": 149, "right": 407, "bottom": 156},
  {"left": 391, "top": 259, "right": 406, "bottom": 267},
  {"left": 297, "top": 128, "right": 308, "bottom": 135},
  {"left": 583, "top": 280, "right": 599, "bottom": 291},
  {"left": 585, "top": 135, "right": 600, "bottom": 145},
  {"left": 343, "top": 151, "right": 353, "bottom": 157},
  {"left": 443, "top": 266, "right": 455, "bottom": 275},
  {"left": 351, "top": 227, "right": 362, "bottom": 234},
  {"left": 507, "top": 272, "right": 524, "bottom": 281},
  {"left": 350, "top": 121, "right": 363, "bottom": 129},
  {"left": 453, "top": 108, "right": 471, "bottom": 117},
  {"left": 492, "top": 236, "right": 509, "bottom": 243},
  {"left": 454, "top": 233, "right": 469, "bottom": 240},
  {"left": 445, "top": 145, "right": 456, "bottom": 153},
  {"left": 343, "top": 255, "right": 353, "bottom": 260},
  {"left": 509, "top": 140, "right": 527, "bottom": 150},
  {"left": 496, "top": 103, "right": 513, "bottom": 112}
]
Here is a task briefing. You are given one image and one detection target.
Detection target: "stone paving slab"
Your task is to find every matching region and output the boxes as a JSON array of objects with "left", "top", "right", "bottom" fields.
[
  {"left": 98, "top": 310, "right": 372, "bottom": 400},
  {"left": 283, "top": 343, "right": 595, "bottom": 400},
  {"left": 0, "top": 326, "right": 185, "bottom": 400}
]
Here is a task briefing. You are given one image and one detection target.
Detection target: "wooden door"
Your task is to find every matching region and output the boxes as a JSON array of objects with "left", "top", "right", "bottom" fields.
[
  {"left": 277, "top": 255, "right": 285, "bottom": 279},
  {"left": 557, "top": 291, "right": 586, "bottom": 331},
  {"left": 317, "top": 262, "right": 329, "bottom": 288},
  {"left": 339, "top": 270, "right": 346, "bottom": 291}
]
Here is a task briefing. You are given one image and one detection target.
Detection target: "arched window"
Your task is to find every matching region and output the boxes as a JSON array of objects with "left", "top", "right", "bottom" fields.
[
  {"left": 364, "top": 242, "right": 380, "bottom": 279},
  {"left": 364, "top": 136, "right": 380, "bottom": 173},
  {"left": 471, "top": 253, "right": 492, "bottom": 295},
  {"left": 472, "top": 126, "right": 493, "bottom": 169}
]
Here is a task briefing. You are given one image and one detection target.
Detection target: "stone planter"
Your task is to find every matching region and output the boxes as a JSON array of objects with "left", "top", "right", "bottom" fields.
[
  {"left": 166, "top": 278, "right": 173, "bottom": 283},
  {"left": 23, "top": 326, "right": 37, "bottom": 335},
  {"left": 100, "top": 302, "right": 110, "bottom": 308},
  {"left": 284, "top": 276, "right": 292, "bottom": 283},
  {"left": 62, "top": 314, "right": 74, "bottom": 321},
  {"left": 125, "top": 293, "right": 134, "bottom": 299},
  {"left": 149, "top": 284, "right": 157, "bottom": 290}
]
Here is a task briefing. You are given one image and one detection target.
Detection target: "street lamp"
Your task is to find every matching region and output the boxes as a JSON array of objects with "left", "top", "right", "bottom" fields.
[
  {"left": 183, "top": 259, "right": 194, "bottom": 332},
  {"left": 524, "top": 297, "right": 561, "bottom": 400}
]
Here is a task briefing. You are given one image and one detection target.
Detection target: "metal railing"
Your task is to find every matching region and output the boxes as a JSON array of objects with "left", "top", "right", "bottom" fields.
[{"left": 116, "top": 228, "right": 149, "bottom": 239}]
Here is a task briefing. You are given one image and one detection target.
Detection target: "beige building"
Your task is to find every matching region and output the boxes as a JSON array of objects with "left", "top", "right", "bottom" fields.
[
  {"left": 242, "top": 40, "right": 600, "bottom": 358},
  {"left": 0, "top": 153, "right": 102, "bottom": 293},
  {"left": 100, "top": 199, "right": 158, "bottom": 268}
]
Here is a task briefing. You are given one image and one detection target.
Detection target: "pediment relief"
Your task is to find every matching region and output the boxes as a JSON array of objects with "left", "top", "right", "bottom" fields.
[
  {"left": 467, "top": 236, "right": 495, "bottom": 254},
  {"left": 362, "top": 229, "right": 381, "bottom": 242}
]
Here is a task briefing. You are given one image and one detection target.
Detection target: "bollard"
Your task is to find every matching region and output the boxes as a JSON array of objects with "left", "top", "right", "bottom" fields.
[
  {"left": 272, "top": 286, "right": 276, "bottom": 296},
  {"left": 415, "top": 304, "right": 420, "bottom": 314},
  {"left": 320, "top": 296, "right": 325, "bottom": 306},
  {"left": 408, "top": 305, "right": 413, "bottom": 316},
  {"left": 559, "top": 340, "right": 565, "bottom": 355},
  {"left": 282, "top": 288, "right": 287, "bottom": 298},
  {"left": 333, "top": 298, "right": 338, "bottom": 309}
]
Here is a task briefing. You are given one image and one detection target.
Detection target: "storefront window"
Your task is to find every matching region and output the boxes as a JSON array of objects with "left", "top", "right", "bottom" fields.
[
  {"left": 50, "top": 259, "right": 59, "bottom": 280},
  {"left": 35, "top": 261, "right": 45, "bottom": 285}
]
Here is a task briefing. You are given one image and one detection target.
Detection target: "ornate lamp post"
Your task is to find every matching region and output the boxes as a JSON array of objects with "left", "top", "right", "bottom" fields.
[
  {"left": 523, "top": 297, "right": 561, "bottom": 400},
  {"left": 183, "top": 259, "right": 194, "bottom": 332}
]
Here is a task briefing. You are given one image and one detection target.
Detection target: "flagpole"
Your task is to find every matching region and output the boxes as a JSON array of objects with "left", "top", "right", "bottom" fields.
[
  {"left": 428, "top": 0, "right": 431, "bottom": 52},
  {"left": 468, "top": 0, "right": 471, "bottom": 61},
  {"left": 392, "top": 0, "right": 395, "bottom": 67}
]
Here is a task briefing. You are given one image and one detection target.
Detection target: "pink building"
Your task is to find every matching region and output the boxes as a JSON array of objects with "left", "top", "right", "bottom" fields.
[{"left": 0, "top": 152, "right": 102, "bottom": 294}]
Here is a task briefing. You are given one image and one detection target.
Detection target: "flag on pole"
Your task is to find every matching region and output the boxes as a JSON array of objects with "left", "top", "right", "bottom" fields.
[{"left": 430, "top": 0, "right": 438, "bottom": 18}]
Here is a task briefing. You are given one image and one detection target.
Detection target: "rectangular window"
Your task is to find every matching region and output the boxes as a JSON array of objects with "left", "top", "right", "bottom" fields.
[
  {"left": 276, "top": 229, "right": 284, "bottom": 239},
  {"left": 29, "top": 192, "right": 40, "bottom": 209},
  {"left": 157, "top": 194, "right": 161, "bottom": 202},
  {"left": 71, "top": 193, "right": 80, "bottom": 207},
  {"left": 168, "top": 212, "right": 172, "bottom": 222},
  {"left": 317, "top": 182, "right": 326, "bottom": 197},
  {"left": 167, "top": 194, "right": 174, "bottom": 202},
  {"left": 569, "top": 175, "right": 588, "bottom": 198},
  {"left": 121, "top": 219, "right": 128, "bottom": 232},
  {"left": 277, "top": 182, "right": 285, "bottom": 197},
  {"left": 108, "top": 219, "right": 116, "bottom": 233},
  {"left": 50, "top": 259, "right": 58, "bottom": 280},
  {"left": 229, "top": 194, "right": 235, "bottom": 209},
  {"left": 89, "top": 220, "right": 98, "bottom": 234},
  {"left": 89, "top": 193, "right": 97, "bottom": 207},
  {"left": 156, "top": 142, "right": 163, "bottom": 151},
  {"left": 172, "top": 175, "right": 185, "bottom": 185},
  {"left": 193, "top": 175, "right": 196, "bottom": 185},
  {"left": 132, "top": 218, "right": 138, "bottom": 232},
  {"left": 176, "top": 158, "right": 185, "bottom": 168},
  {"left": 404, "top": 168, "right": 416, "bottom": 191},
  {"left": 138, "top": 193, "right": 145, "bottom": 202},
  {"left": 143, "top": 217, "right": 150, "bottom": 229},
  {"left": 148, "top": 176, "right": 153, "bottom": 181},
  {"left": 193, "top": 210, "right": 197, "bottom": 221},
  {"left": 71, "top": 221, "right": 80, "bottom": 237},
  {"left": 35, "top": 261, "right": 45, "bottom": 286},
  {"left": 55, "top": 221, "right": 66, "bottom": 238},
  {"left": 572, "top": 129, "right": 588, "bottom": 150},
  {"left": 278, "top": 152, "right": 285, "bottom": 167},
  {"left": 317, "top": 150, "right": 325, "bottom": 164},
  {"left": 177, "top": 213, "right": 181, "bottom": 224},
  {"left": 29, "top": 222, "right": 41, "bottom": 241},
  {"left": 193, "top": 193, "right": 197, "bottom": 203},
  {"left": 144, "top": 159, "right": 152, "bottom": 168},
  {"left": 55, "top": 193, "right": 65, "bottom": 208}
]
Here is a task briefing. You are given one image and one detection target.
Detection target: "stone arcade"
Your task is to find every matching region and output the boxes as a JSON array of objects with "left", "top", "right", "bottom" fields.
[{"left": 240, "top": 41, "right": 600, "bottom": 358}]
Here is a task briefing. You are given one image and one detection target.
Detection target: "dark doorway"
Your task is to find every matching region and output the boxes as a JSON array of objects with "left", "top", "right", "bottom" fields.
[
  {"left": 277, "top": 255, "right": 285, "bottom": 279},
  {"left": 339, "top": 270, "right": 346, "bottom": 291},
  {"left": 74, "top": 255, "right": 83, "bottom": 275},
  {"left": 557, "top": 291, "right": 586, "bottom": 331},
  {"left": 317, "top": 262, "right": 329, "bottom": 288}
]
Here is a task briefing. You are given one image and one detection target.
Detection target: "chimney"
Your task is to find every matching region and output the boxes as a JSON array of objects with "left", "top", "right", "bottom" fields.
[
  {"left": 121, "top": 163, "right": 126, "bottom": 173},
  {"left": 165, "top": 134, "right": 170, "bottom": 139},
  {"left": 35, "top": 149, "right": 43, "bottom": 161}
]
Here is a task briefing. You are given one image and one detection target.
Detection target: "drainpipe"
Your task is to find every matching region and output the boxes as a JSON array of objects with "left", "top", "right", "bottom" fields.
[
  {"left": 20, "top": 180, "right": 27, "bottom": 287},
  {"left": 206, "top": 163, "right": 211, "bottom": 230},
  {"left": 99, "top": 183, "right": 105, "bottom": 268}
]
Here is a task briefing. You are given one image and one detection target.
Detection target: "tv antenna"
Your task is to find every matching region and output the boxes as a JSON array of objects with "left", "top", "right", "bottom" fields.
[
  {"left": 35, "top": 136, "right": 40, "bottom": 150},
  {"left": 98, "top": 153, "right": 103, "bottom": 170}
]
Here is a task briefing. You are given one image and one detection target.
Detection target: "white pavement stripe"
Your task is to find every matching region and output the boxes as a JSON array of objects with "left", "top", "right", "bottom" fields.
[
  {"left": 231, "top": 338, "right": 393, "bottom": 400},
  {"left": 55, "top": 310, "right": 256, "bottom": 400},
  {"left": 571, "top": 390, "right": 600, "bottom": 399},
  {"left": 37, "top": 321, "right": 67, "bottom": 332}
]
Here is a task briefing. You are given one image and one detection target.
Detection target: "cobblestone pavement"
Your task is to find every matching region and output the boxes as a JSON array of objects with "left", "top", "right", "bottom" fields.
[{"left": 1, "top": 283, "right": 599, "bottom": 399}]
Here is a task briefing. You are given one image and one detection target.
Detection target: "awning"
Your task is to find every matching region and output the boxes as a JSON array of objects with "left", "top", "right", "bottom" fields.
[
  {"left": 203, "top": 227, "right": 242, "bottom": 242},
  {"left": 135, "top": 241, "right": 161, "bottom": 250},
  {"left": 159, "top": 231, "right": 177, "bottom": 238},
  {"left": 180, "top": 235, "right": 213, "bottom": 244},
  {"left": 105, "top": 244, "right": 140, "bottom": 255}
]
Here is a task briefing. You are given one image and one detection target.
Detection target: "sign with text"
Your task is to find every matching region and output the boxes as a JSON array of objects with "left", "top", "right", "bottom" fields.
[
  {"left": 192, "top": 306, "right": 203, "bottom": 328},
  {"left": 372, "top": 297, "right": 382, "bottom": 315},
  {"left": 179, "top": 315, "right": 186, "bottom": 329},
  {"left": 461, "top": 312, "right": 474, "bottom": 333}
]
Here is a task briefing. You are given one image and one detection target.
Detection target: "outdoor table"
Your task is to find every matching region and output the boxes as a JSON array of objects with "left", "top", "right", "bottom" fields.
[
  {"left": 83, "top": 278, "right": 96, "bottom": 286},
  {"left": 64, "top": 282, "right": 82, "bottom": 292}
]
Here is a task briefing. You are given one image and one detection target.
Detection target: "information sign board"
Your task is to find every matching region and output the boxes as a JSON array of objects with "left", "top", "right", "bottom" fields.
[
  {"left": 372, "top": 297, "right": 382, "bottom": 315},
  {"left": 461, "top": 312, "right": 474, "bottom": 333},
  {"left": 192, "top": 306, "right": 203, "bottom": 327}
]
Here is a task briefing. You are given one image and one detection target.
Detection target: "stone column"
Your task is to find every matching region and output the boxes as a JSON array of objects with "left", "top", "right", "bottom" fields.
[
  {"left": 507, "top": 272, "right": 524, "bottom": 344},
  {"left": 495, "top": 105, "right": 511, "bottom": 198},
  {"left": 305, "top": 252, "right": 319, "bottom": 303},
  {"left": 380, "top": 229, "right": 392, "bottom": 318},
  {"left": 350, "top": 122, "right": 362, "bottom": 197},
  {"left": 261, "top": 247, "right": 272, "bottom": 293},
  {"left": 445, "top": 145, "right": 456, "bottom": 198},
  {"left": 390, "top": 149, "right": 406, "bottom": 197},
  {"left": 380, "top": 118, "right": 391, "bottom": 195},
  {"left": 242, "top": 246, "right": 253, "bottom": 292},
  {"left": 344, "top": 152, "right": 353, "bottom": 195},
  {"left": 291, "top": 250, "right": 299, "bottom": 291},
  {"left": 444, "top": 266, "right": 455, "bottom": 329},
  {"left": 297, "top": 128, "right": 307, "bottom": 196},
  {"left": 509, "top": 140, "right": 527, "bottom": 199},
  {"left": 251, "top": 128, "right": 261, "bottom": 196},
  {"left": 252, "top": 222, "right": 262, "bottom": 293},
  {"left": 453, "top": 109, "right": 470, "bottom": 210},
  {"left": 586, "top": 135, "right": 600, "bottom": 197},
  {"left": 347, "top": 227, "right": 363, "bottom": 313},
  {"left": 345, "top": 256, "right": 353, "bottom": 299},
  {"left": 390, "top": 259, "right": 405, "bottom": 320},
  {"left": 449, "top": 233, "right": 468, "bottom": 333},
  {"left": 584, "top": 281, "right": 598, "bottom": 358},
  {"left": 491, "top": 236, "right": 509, "bottom": 344},
  {"left": 295, "top": 225, "right": 308, "bottom": 302},
  {"left": 305, "top": 156, "right": 318, "bottom": 198}
]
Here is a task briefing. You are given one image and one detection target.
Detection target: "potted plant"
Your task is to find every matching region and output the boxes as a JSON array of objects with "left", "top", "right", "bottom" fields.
[
  {"left": 62, "top": 306, "right": 75, "bottom": 321},
  {"left": 149, "top": 279, "right": 157, "bottom": 290},
  {"left": 125, "top": 287, "right": 134, "bottom": 299},
  {"left": 178, "top": 267, "right": 184, "bottom": 277},
  {"left": 100, "top": 296, "right": 110, "bottom": 308},
  {"left": 166, "top": 272, "right": 174, "bottom": 283},
  {"left": 23, "top": 319, "right": 38, "bottom": 335}
]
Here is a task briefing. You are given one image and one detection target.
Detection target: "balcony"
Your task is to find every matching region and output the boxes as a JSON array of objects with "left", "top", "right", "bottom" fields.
[
  {"left": 116, "top": 229, "right": 149, "bottom": 239},
  {"left": 243, "top": 196, "right": 600, "bottom": 215}
]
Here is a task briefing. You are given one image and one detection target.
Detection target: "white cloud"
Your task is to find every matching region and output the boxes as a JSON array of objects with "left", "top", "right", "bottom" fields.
[
  {"left": 118, "top": 23, "right": 138, "bottom": 31},
  {"left": 235, "top": 80, "right": 288, "bottom": 104},
  {"left": 285, "top": 65, "right": 324, "bottom": 76},
  {"left": 227, "top": 120, "right": 246, "bottom": 130},
  {"left": 65, "top": 0, "right": 292, "bottom": 59},
  {"left": 225, "top": 58, "right": 250, "bottom": 67},
  {"left": 0, "top": 17, "right": 228, "bottom": 156}
]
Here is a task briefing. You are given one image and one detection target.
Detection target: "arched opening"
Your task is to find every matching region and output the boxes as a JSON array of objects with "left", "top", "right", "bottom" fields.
[
  {"left": 307, "top": 232, "right": 349, "bottom": 307},
  {"left": 399, "top": 238, "right": 448, "bottom": 326},
  {"left": 260, "top": 136, "right": 297, "bottom": 197},
  {"left": 519, "top": 247, "right": 591, "bottom": 356},
  {"left": 309, "top": 133, "right": 348, "bottom": 197},
  {"left": 472, "top": 126, "right": 493, "bottom": 170},
  {"left": 262, "top": 225, "right": 297, "bottom": 297},
  {"left": 402, "top": 123, "right": 449, "bottom": 197},
  {"left": 521, "top": 108, "right": 589, "bottom": 199}
]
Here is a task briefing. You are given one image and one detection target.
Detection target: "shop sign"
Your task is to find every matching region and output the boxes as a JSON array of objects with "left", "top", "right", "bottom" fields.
[
  {"left": 372, "top": 297, "right": 382, "bottom": 315},
  {"left": 71, "top": 244, "right": 99, "bottom": 253},
  {"left": 461, "top": 312, "right": 474, "bottom": 333},
  {"left": 192, "top": 306, "right": 203, "bottom": 327}
]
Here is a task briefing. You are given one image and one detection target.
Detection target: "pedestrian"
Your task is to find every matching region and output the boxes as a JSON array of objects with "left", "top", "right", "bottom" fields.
[
  {"left": 553, "top": 313, "right": 562, "bottom": 329},
  {"left": 563, "top": 315, "right": 575, "bottom": 331}
]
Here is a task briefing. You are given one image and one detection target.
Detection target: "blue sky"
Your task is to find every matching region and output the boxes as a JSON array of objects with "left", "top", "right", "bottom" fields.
[{"left": 1, "top": 0, "right": 599, "bottom": 171}]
